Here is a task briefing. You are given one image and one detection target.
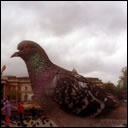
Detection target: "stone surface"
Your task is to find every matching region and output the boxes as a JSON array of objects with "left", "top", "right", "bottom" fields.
[{"left": 1, "top": 103, "right": 127, "bottom": 127}]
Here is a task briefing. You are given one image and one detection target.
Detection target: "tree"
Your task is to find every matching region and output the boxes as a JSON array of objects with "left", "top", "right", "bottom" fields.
[
  {"left": 102, "top": 82, "right": 118, "bottom": 96},
  {"left": 118, "top": 67, "right": 127, "bottom": 89},
  {"left": 117, "top": 67, "right": 127, "bottom": 99}
]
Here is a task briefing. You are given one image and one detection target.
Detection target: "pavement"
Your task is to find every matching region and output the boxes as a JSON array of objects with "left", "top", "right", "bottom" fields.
[
  {"left": 1, "top": 103, "right": 58, "bottom": 127},
  {"left": 1, "top": 103, "right": 127, "bottom": 127},
  {"left": 1, "top": 115, "right": 58, "bottom": 127}
]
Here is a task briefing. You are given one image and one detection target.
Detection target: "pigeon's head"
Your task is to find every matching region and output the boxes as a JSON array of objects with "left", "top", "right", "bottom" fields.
[{"left": 11, "top": 40, "right": 48, "bottom": 61}]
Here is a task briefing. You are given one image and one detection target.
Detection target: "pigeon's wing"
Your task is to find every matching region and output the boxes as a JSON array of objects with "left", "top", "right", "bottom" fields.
[{"left": 53, "top": 71, "right": 119, "bottom": 117}]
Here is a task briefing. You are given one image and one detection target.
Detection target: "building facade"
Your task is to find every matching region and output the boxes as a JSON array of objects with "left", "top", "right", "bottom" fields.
[
  {"left": 72, "top": 68, "right": 103, "bottom": 88},
  {"left": 86, "top": 77, "right": 103, "bottom": 88},
  {"left": 1, "top": 74, "right": 103, "bottom": 102},
  {"left": 1, "top": 76, "right": 34, "bottom": 102}
]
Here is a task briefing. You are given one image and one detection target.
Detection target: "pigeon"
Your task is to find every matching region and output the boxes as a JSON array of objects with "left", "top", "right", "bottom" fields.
[{"left": 11, "top": 40, "right": 120, "bottom": 127}]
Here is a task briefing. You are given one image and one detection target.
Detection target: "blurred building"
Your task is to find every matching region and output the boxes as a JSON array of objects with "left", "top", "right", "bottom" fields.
[
  {"left": 86, "top": 77, "right": 103, "bottom": 88},
  {"left": 1, "top": 75, "right": 34, "bottom": 102},
  {"left": 72, "top": 68, "right": 103, "bottom": 88},
  {"left": 1, "top": 69, "right": 104, "bottom": 102}
]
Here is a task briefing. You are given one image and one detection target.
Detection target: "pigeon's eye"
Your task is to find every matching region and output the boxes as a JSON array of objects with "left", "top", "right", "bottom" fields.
[{"left": 24, "top": 44, "right": 31, "bottom": 50}]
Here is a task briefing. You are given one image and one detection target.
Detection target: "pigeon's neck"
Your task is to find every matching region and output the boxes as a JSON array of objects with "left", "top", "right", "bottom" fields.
[{"left": 26, "top": 52, "right": 52, "bottom": 74}]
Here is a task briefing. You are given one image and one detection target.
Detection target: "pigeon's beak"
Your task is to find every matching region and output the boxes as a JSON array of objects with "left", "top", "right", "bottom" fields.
[{"left": 11, "top": 51, "right": 21, "bottom": 58}]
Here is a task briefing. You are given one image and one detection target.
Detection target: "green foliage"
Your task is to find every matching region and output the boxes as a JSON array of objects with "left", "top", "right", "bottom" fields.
[
  {"left": 102, "top": 80, "right": 127, "bottom": 99},
  {"left": 102, "top": 82, "right": 118, "bottom": 96},
  {"left": 116, "top": 66, "right": 127, "bottom": 99},
  {"left": 118, "top": 67, "right": 127, "bottom": 89}
]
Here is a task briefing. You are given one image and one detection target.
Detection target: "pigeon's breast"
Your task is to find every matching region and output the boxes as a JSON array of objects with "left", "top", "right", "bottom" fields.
[{"left": 29, "top": 68, "right": 58, "bottom": 100}]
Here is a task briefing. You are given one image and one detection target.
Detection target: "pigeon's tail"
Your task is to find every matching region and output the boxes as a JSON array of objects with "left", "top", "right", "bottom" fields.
[
  {"left": 78, "top": 91, "right": 120, "bottom": 117},
  {"left": 94, "top": 93, "right": 120, "bottom": 117},
  {"left": 104, "top": 92, "right": 120, "bottom": 108},
  {"left": 49, "top": 103, "right": 126, "bottom": 127}
]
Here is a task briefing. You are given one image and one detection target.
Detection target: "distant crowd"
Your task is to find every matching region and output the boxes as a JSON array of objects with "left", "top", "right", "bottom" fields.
[{"left": 1, "top": 97, "right": 36, "bottom": 127}]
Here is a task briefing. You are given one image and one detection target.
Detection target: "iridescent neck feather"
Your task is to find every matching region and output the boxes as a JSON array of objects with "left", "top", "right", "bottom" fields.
[{"left": 25, "top": 52, "right": 52, "bottom": 74}]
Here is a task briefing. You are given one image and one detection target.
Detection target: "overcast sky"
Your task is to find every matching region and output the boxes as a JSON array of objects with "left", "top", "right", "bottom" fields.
[{"left": 1, "top": 1, "right": 127, "bottom": 85}]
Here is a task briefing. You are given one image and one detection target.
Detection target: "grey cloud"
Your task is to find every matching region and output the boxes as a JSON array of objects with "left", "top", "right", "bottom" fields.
[
  {"left": 2, "top": 1, "right": 126, "bottom": 36},
  {"left": 1, "top": 1, "right": 127, "bottom": 85},
  {"left": 36, "top": 2, "right": 126, "bottom": 36}
]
